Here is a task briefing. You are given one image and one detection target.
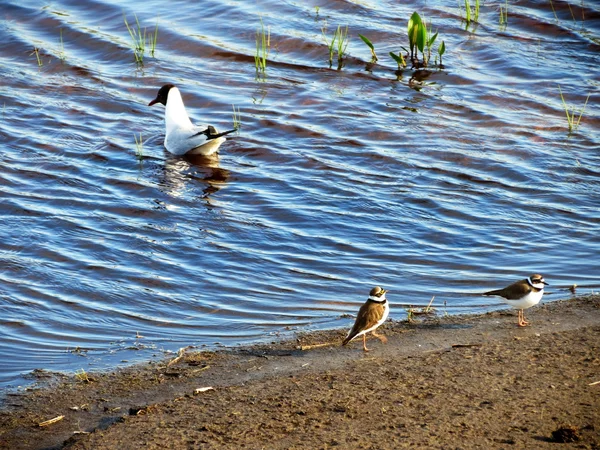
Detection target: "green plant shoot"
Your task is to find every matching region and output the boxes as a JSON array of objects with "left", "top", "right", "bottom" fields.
[{"left": 358, "top": 34, "right": 377, "bottom": 61}]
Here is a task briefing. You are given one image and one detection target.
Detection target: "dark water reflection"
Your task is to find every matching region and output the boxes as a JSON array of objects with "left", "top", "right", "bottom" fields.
[{"left": 0, "top": 0, "right": 599, "bottom": 390}]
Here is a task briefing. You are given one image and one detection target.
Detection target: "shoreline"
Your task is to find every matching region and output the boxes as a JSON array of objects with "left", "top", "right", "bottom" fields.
[{"left": 1, "top": 294, "right": 599, "bottom": 449}]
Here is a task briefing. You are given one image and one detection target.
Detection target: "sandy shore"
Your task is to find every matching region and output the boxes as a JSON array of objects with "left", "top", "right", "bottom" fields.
[{"left": 1, "top": 294, "right": 599, "bottom": 449}]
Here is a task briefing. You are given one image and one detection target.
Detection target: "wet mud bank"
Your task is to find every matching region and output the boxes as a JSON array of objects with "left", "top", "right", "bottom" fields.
[{"left": 1, "top": 295, "right": 599, "bottom": 449}]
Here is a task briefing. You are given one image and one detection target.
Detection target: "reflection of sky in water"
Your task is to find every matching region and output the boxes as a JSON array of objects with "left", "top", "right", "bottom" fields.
[{"left": 0, "top": 0, "right": 598, "bottom": 389}]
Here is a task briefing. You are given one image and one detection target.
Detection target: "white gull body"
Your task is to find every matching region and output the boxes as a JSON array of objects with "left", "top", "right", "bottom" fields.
[{"left": 149, "top": 84, "right": 235, "bottom": 157}]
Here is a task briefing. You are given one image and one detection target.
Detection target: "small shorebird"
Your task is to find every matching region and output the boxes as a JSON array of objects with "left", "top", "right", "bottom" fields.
[
  {"left": 148, "top": 84, "right": 236, "bottom": 157},
  {"left": 483, "top": 274, "right": 548, "bottom": 327},
  {"left": 342, "top": 286, "right": 390, "bottom": 352}
]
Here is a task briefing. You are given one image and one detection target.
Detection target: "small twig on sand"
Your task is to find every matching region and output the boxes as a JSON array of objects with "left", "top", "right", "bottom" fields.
[
  {"left": 411, "top": 297, "right": 437, "bottom": 316},
  {"left": 167, "top": 347, "right": 189, "bottom": 367},
  {"left": 297, "top": 342, "right": 336, "bottom": 351},
  {"left": 451, "top": 343, "right": 482, "bottom": 348},
  {"left": 192, "top": 365, "right": 210, "bottom": 374},
  {"left": 194, "top": 387, "right": 214, "bottom": 394},
  {"left": 39, "top": 415, "right": 65, "bottom": 427},
  {"left": 426, "top": 296, "right": 435, "bottom": 312},
  {"left": 588, "top": 380, "right": 600, "bottom": 386}
]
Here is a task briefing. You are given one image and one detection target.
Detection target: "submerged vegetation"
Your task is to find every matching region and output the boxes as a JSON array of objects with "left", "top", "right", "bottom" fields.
[
  {"left": 499, "top": 0, "right": 508, "bottom": 27},
  {"left": 232, "top": 104, "right": 242, "bottom": 132},
  {"left": 247, "top": 11, "right": 446, "bottom": 76},
  {"left": 358, "top": 34, "right": 377, "bottom": 62},
  {"left": 58, "top": 28, "right": 66, "bottom": 62},
  {"left": 31, "top": 47, "right": 43, "bottom": 67},
  {"left": 322, "top": 24, "right": 349, "bottom": 70},
  {"left": 462, "top": 0, "right": 480, "bottom": 25},
  {"left": 404, "top": 12, "right": 445, "bottom": 68},
  {"left": 124, "top": 13, "right": 159, "bottom": 65},
  {"left": 134, "top": 133, "right": 144, "bottom": 160},
  {"left": 255, "top": 17, "right": 270, "bottom": 75},
  {"left": 557, "top": 85, "right": 590, "bottom": 133}
]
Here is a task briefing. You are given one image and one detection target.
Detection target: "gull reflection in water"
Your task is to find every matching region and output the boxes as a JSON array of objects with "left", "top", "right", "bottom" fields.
[{"left": 160, "top": 153, "right": 230, "bottom": 202}]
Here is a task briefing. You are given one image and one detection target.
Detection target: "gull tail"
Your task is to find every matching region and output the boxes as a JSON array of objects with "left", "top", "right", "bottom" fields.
[
  {"left": 207, "top": 128, "right": 237, "bottom": 140},
  {"left": 195, "top": 126, "right": 237, "bottom": 141}
]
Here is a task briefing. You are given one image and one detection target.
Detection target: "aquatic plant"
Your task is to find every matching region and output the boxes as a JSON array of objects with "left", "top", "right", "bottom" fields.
[
  {"left": 358, "top": 34, "right": 377, "bottom": 62},
  {"left": 389, "top": 51, "right": 406, "bottom": 69},
  {"left": 255, "top": 17, "right": 270, "bottom": 75},
  {"left": 322, "top": 26, "right": 336, "bottom": 67},
  {"left": 462, "top": 0, "right": 480, "bottom": 24},
  {"left": 150, "top": 20, "right": 158, "bottom": 57},
  {"left": 31, "top": 47, "right": 43, "bottom": 66},
  {"left": 424, "top": 23, "right": 439, "bottom": 64},
  {"left": 124, "top": 13, "right": 159, "bottom": 65},
  {"left": 549, "top": 2, "right": 583, "bottom": 24},
  {"left": 134, "top": 132, "right": 144, "bottom": 160},
  {"left": 58, "top": 28, "right": 66, "bottom": 62},
  {"left": 322, "top": 25, "right": 349, "bottom": 69},
  {"left": 499, "top": 0, "right": 508, "bottom": 27},
  {"left": 557, "top": 85, "right": 590, "bottom": 133},
  {"left": 406, "top": 12, "right": 444, "bottom": 68},
  {"left": 407, "top": 12, "right": 424, "bottom": 61},
  {"left": 232, "top": 104, "right": 241, "bottom": 131},
  {"left": 438, "top": 40, "right": 446, "bottom": 65},
  {"left": 549, "top": 0, "right": 559, "bottom": 21},
  {"left": 335, "top": 25, "right": 349, "bottom": 69}
]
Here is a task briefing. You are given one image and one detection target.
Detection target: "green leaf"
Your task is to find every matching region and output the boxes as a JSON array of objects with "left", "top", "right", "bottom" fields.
[
  {"left": 389, "top": 52, "right": 402, "bottom": 64},
  {"left": 416, "top": 21, "right": 427, "bottom": 53},
  {"left": 438, "top": 40, "right": 446, "bottom": 56},
  {"left": 428, "top": 31, "right": 438, "bottom": 47},
  {"left": 358, "top": 34, "right": 374, "bottom": 51},
  {"left": 389, "top": 51, "right": 405, "bottom": 67},
  {"left": 408, "top": 12, "right": 422, "bottom": 49},
  {"left": 465, "top": 0, "right": 472, "bottom": 22},
  {"left": 408, "top": 11, "right": 422, "bottom": 33}
]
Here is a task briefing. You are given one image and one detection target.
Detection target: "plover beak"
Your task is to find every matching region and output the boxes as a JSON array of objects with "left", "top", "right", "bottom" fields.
[
  {"left": 148, "top": 98, "right": 159, "bottom": 106},
  {"left": 542, "top": 281, "right": 549, "bottom": 285}
]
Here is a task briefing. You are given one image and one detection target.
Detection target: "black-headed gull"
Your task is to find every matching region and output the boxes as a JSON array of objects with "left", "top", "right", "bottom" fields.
[{"left": 148, "top": 84, "right": 236, "bottom": 156}]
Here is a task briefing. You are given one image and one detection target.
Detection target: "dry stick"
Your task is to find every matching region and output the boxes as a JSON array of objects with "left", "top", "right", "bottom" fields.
[
  {"left": 194, "top": 387, "right": 214, "bottom": 394},
  {"left": 167, "top": 346, "right": 189, "bottom": 367},
  {"left": 192, "top": 365, "right": 210, "bottom": 374},
  {"left": 38, "top": 415, "right": 65, "bottom": 427},
  {"left": 297, "top": 342, "right": 337, "bottom": 351},
  {"left": 426, "top": 295, "right": 435, "bottom": 312},
  {"left": 589, "top": 380, "right": 600, "bottom": 386}
]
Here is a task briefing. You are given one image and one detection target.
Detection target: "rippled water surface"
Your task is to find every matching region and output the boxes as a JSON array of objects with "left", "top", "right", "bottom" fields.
[{"left": 1, "top": 0, "right": 599, "bottom": 390}]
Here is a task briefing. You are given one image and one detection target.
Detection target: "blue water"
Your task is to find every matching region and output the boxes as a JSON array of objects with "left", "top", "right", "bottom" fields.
[{"left": 0, "top": 0, "right": 599, "bottom": 391}]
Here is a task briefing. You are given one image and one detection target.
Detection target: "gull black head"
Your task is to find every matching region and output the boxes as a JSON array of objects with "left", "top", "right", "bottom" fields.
[{"left": 148, "top": 84, "right": 175, "bottom": 107}]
